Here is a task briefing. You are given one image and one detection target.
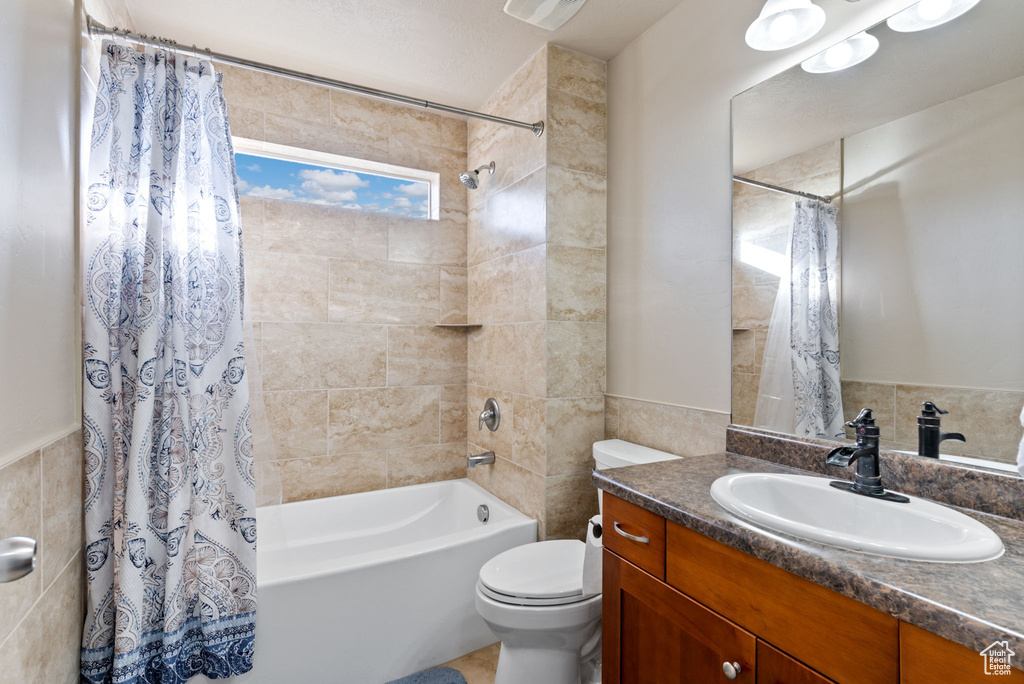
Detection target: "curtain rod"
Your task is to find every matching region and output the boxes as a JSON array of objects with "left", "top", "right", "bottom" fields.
[
  {"left": 86, "top": 16, "right": 545, "bottom": 138},
  {"left": 733, "top": 175, "right": 832, "bottom": 204}
]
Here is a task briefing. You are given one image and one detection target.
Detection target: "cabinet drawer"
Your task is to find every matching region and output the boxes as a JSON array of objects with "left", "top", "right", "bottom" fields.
[
  {"left": 603, "top": 494, "right": 666, "bottom": 580},
  {"left": 901, "top": 622, "right": 1024, "bottom": 683},
  {"left": 758, "top": 641, "right": 835, "bottom": 683},
  {"left": 666, "top": 522, "right": 899, "bottom": 684}
]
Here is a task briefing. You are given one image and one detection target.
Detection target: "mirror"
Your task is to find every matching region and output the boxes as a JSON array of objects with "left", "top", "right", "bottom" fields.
[{"left": 731, "top": 0, "right": 1024, "bottom": 471}]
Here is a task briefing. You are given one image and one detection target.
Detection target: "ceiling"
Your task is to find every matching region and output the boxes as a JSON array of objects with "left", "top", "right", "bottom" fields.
[
  {"left": 122, "top": 0, "right": 686, "bottom": 110},
  {"left": 733, "top": 0, "right": 1024, "bottom": 173}
]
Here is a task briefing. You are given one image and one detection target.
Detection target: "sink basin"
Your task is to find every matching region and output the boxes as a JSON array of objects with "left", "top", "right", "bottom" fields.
[{"left": 710, "top": 473, "right": 1004, "bottom": 563}]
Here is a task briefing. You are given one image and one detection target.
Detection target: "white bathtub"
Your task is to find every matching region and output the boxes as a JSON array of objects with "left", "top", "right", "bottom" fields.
[{"left": 233, "top": 478, "right": 537, "bottom": 684}]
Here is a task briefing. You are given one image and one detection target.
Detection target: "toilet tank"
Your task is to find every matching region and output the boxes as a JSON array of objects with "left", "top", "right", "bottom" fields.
[{"left": 593, "top": 440, "right": 680, "bottom": 513}]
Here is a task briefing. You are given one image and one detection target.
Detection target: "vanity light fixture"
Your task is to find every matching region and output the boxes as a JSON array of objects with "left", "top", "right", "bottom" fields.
[
  {"left": 745, "top": 0, "right": 827, "bottom": 51},
  {"left": 886, "top": 0, "right": 981, "bottom": 32},
  {"left": 801, "top": 31, "right": 879, "bottom": 73}
]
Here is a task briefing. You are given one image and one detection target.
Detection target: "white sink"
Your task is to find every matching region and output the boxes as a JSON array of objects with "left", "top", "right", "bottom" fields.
[{"left": 710, "top": 473, "right": 1004, "bottom": 563}]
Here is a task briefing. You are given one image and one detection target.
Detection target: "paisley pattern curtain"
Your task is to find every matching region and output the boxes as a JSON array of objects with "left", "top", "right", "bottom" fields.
[
  {"left": 755, "top": 199, "right": 844, "bottom": 439},
  {"left": 81, "top": 43, "right": 256, "bottom": 684}
]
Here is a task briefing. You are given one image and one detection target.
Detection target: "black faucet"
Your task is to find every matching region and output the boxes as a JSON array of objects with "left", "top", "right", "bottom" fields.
[
  {"left": 826, "top": 408, "right": 909, "bottom": 504},
  {"left": 917, "top": 402, "right": 966, "bottom": 459}
]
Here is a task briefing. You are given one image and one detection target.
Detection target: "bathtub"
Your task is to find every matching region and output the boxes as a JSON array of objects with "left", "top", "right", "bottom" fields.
[{"left": 233, "top": 478, "right": 537, "bottom": 684}]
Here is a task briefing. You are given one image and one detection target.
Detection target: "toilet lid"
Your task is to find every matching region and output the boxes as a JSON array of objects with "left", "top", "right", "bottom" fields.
[{"left": 479, "top": 540, "right": 585, "bottom": 601}]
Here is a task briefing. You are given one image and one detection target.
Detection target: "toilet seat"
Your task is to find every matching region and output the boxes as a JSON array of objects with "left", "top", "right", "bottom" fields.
[{"left": 478, "top": 540, "right": 595, "bottom": 607}]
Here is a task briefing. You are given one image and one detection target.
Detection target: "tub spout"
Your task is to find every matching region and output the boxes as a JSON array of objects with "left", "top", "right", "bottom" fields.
[{"left": 468, "top": 451, "right": 495, "bottom": 469}]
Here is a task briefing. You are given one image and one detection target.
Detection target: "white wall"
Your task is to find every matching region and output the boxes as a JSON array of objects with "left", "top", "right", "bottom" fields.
[
  {"left": 842, "top": 74, "right": 1024, "bottom": 391},
  {"left": 606, "top": 0, "right": 916, "bottom": 412},
  {"left": 0, "top": 0, "right": 79, "bottom": 466}
]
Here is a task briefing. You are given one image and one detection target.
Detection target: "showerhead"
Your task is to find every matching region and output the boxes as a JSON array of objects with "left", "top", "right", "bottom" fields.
[{"left": 460, "top": 161, "right": 495, "bottom": 190}]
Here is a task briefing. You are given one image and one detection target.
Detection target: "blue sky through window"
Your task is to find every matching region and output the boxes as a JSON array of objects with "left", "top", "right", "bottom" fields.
[{"left": 234, "top": 152, "right": 430, "bottom": 218}]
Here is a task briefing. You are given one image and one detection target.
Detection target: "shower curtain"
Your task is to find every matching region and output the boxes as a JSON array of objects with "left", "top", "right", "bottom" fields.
[
  {"left": 81, "top": 43, "right": 256, "bottom": 684},
  {"left": 754, "top": 199, "right": 845, "bottom": 439}
]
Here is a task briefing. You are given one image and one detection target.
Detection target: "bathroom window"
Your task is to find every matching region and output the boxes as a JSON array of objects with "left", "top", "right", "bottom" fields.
[{"left": 232, "top": 137, "right": 439, "bottom": 219}]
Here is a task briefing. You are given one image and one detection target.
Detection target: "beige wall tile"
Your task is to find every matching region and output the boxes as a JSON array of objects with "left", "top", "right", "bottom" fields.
[
  {"left": 547, "top": 245, "right": 605, "bottom": 322},
  {"left": 388, "top": 443, "right": 467, "bottom": 488},
  {"left": 220, "top": 63, "right": 330, "bottom": 123},
  {"left": 547, "top": 321, "right": 605, "bottom": 398},
  {"left": 841, "top": 381, "right": 896, "bottom": 442},
  {"left": 513, "top": 245, "right": 547, "bottom": 323},
  {"left": 546, "top": 89, "right": 607, "bottom": 176},
  {"left": 512, "top": 393, "right": 547, "bottom": 474},
  {"left": 440, "top": 117, "right": 468, "bottom": 152},
  {"left": 263, "top": 113, "right": 389, "bottom": 165},
  {"left": 466, "top": 452, "right": 545, "bottom": 528},
  {"left": 468, "top": 324, "right": 546, "bottom": 397},
  {"left": 239, "top": 196, "right": 264, "bottom": 253},
  {"left": 274, "top": 452, "right": 387, "bottom": 502},
  {"left": 388, "top": 326, "right": 467, "bottom": 387},
  {"left": 732, "top": 281, "right": 777, "bottom": 330},
  {"left": 262, "top": 322, "right": 386, "bottom": 390},
  {"left": 467, "top": 385, "right": 515, "bottom": 460},
  {"left": 40, "top": 430, "right": 82, "bottom": 590},
  {"left": 441, "top": 384, "right": 469, "bottom": 444},
  {"left": 329, "top": 387, "right": 440, "bottom": 453},
  {"left": 605, "top": 395, "right": 620, "bottom": 440},
  {"left": 468, "top": 126, "right": 516, "bottom": 193},
  {"left": 439, "top": 267, "right": 468, "bottom": 325},
  {"left": 547, "top": 166, "right": 606, "bottom": 249},
  {"left": 618, "top": 398, "right": 729, "bottom": 457},
  {"left": 263, "top": 390, "right": 329, "bottom": 460},
  {"left": 481, "top": 45, "right": 548, "bottom": 124},
  {"left": 469, "top": 255, "right": 515, "bottom": 325},
  {"left": 519, "top": 322, "right": 549, "bottom": 399},
  {"left": 731, "top": 372, "right": 759, "bottom": 427},
  {"left": 512, "top": 89, "right": 546, "bottom": 181},
  {"left": 469, "top": 169, "right": 546, "bottom": 266},
  {"left": 263, "top": 199, "right": 388, "bottom": 261},
  {"left": 0, "top": 551, "right": 82, "bottom": 684},
  {"left": 548, "top": 45, "right": 606, "bottom": 103},
  {"left": 544, "top": 472, "right": 599, "bottom": 541},
  {"left": 330, "top": 91, "right": 442, "bottom": 148},
  {"left": 248, "top": 251, "right": 329, "bottom": 322},
  {"left": 546, "top": 396, "right": 605, "bottom": 477},
  {"left": 0, "top": 452, "right": 42, "bottom": 644},
  {"left": 389, "top": 211, "right": 467, "bottom": 267},
  {"left": 732, "top": 329, "right": 755, "bottom": 374},
  {"left": 330, "top": 260, "right": 440, "bottom": 325},
  {"left": 227, "top": 104, "right": 264, "bottom": 140},
  {"left": 892, "top": 385, "right": 1024, "bottom": 462}
]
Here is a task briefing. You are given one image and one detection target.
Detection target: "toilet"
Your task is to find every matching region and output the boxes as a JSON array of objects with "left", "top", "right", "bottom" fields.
[{"left": 474, "top": 439, "right": 681, "bottom": 684}]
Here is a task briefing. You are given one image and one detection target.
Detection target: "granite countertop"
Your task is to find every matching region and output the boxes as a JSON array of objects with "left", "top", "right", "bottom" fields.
[{"left": 593, "top": 452, "right": 1024, "bottom": 657}]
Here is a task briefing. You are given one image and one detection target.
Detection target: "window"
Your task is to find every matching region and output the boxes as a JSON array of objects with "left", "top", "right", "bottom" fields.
[{"left": 232, "top": 137, "right": 439, "bottom": 219}]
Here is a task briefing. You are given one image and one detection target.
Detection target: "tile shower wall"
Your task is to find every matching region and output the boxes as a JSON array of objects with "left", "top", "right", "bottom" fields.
[
  {"left": 466, "top": 46, "right": 607, "bottom": 540},
  {"left": 218, "top": 65, "right": 471, "bottom": 504},
  {"left": 731, "top": 141, "right": 842, "bottom": 426},
  {"left": 0, "top": 429, "right": 85, "bottom": 684}
]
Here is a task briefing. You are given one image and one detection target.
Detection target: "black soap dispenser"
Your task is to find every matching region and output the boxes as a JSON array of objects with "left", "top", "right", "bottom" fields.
[{"left": 917, "top": 402, "right": 966, "bottom": 459}]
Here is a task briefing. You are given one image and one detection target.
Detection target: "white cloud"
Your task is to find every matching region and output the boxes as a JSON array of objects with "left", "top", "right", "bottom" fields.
[
  {"left": 392, "top": 197, "right": 412, "bottom": 208},
  {"left": 244, "top": 163, "right": 261, "bottom": 172},
  {"left": 395, "top": 182, "right": 429, "bottom": 198},
  {"left": 245, "top": 185, "right": 296, "bottom": 200},
  {"left": 236, "top": 179, "right": 251, "bottom": 192},
  {"left": 381, "top": 192, "right": 394, "bottom": 199},
  {"left": 297, "top": 168, "right": 370, "bottom": 204}
]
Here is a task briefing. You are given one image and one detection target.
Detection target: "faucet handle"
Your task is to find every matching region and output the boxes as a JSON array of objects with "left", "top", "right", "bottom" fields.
[
  {"left": 846, "top": 408, "right": 875, "bottom": 429},
  {"left": 921, "top": 401, "right": 948, "bottom": 417}
]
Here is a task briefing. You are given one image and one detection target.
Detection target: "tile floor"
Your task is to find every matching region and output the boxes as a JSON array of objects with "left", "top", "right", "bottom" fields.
[{"left": 441, "top": 643, "right": 500, "bottom": 684}]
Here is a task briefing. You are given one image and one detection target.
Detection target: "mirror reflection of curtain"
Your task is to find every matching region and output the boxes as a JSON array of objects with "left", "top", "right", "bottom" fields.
[{"left": 755, "top": 200, "right": 845, "bottom": 439}]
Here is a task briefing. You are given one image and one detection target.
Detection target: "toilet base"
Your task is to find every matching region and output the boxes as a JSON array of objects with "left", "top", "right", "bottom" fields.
[{"left": 494, "top": 643, "right": 584, "bottom": 684}]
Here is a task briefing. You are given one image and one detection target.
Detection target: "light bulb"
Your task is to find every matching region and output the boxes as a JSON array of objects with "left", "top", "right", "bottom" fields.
[
  {"left": 918, "top": 0, "right": 953, "bottom": 20},
  {"left": 769, "top": 12, "right": 799, "bottom": 42},
  {"left": 824, "top": 41, "right": 854, "bottom": 69}
]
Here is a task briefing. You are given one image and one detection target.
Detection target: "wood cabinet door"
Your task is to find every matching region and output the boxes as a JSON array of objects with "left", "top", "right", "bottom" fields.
[
  {"left": 604, "top": 549, "right": 756, "bottom": 684},
  {"left": 757, "top": 641, "right": 835, "bottom": 684}
]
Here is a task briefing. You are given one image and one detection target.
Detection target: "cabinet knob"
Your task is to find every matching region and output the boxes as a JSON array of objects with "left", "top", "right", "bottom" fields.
[{"left": 722, "top": 661, "right": 742, "bottom": 679}]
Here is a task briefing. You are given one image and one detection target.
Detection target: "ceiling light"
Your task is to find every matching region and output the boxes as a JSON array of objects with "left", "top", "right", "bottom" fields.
[
  {"left": 801, "top": 31, "right": 879, "bottom": 73},
  {"left": 745, "top": 0, "right": 827, "bottom": 51},
  {"left": 886, "top": 0, "right": 981, "bottom": 32}
]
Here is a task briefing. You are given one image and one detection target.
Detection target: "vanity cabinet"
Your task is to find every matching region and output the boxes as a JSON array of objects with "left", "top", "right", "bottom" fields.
[{"left": 602, "top": 494, "right": 1023, "bottom": 684}]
